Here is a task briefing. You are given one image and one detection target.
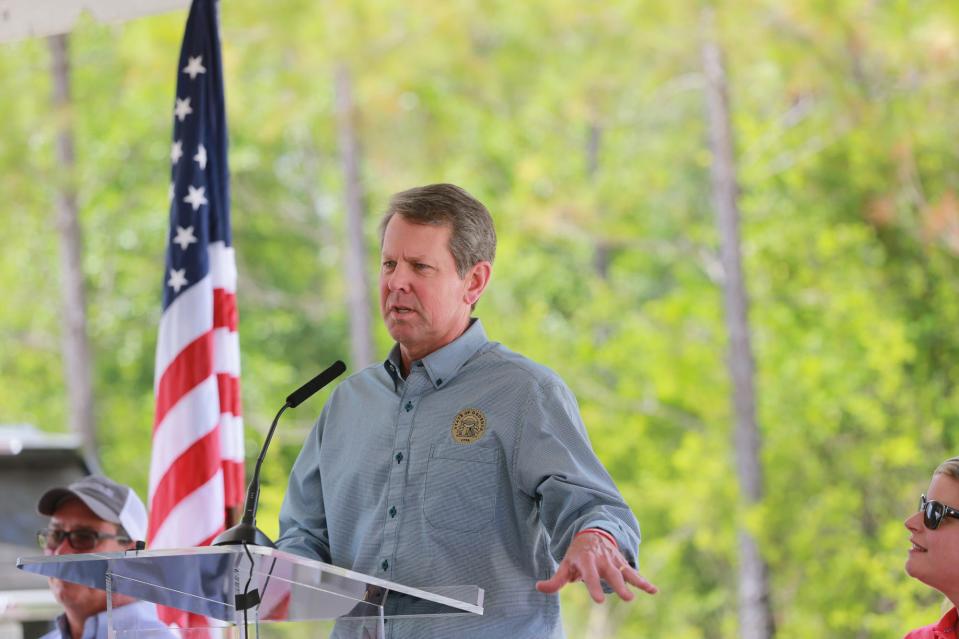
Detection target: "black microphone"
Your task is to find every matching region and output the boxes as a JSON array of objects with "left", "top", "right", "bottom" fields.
[
  {"left": 213, "top": 360, "right": 346, "bottom": 548},
  {"left": 285, "top": 360, "right": 347, "bottom": 408}
]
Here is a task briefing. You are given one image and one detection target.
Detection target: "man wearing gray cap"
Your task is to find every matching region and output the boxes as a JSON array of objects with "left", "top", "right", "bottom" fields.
[{"left": 36, "top": 475, "right": 172, "bottom": 639}]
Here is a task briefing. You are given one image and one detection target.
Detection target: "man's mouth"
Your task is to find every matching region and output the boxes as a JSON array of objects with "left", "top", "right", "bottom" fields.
[{"left": 390, "top": 305, "right": 414, "bottom": 315}]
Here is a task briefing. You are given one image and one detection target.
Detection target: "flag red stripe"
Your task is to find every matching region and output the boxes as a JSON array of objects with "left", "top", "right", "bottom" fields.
[
  {"left": 157, "top": 609, "right": 218, "bottom": 631},
  {"left": 223, "top": 459, "right": 245, "bottom": 507},
  {"left": 148, "top": 428, "right": 222, "bottom": 541},
  {"left": 153, "top": 331, "right": 215, "bottom": 430},
  {"left": 216, "top": 372, "right": 242, "bottom": 417},
  {"left": 213, "top": 288, "right": 237, "bottom": 331}
]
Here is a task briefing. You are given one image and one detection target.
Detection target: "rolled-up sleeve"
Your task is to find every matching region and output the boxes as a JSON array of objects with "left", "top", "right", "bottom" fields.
[{"left": 514, "top": 381, "right": 641, "bottom": 567}]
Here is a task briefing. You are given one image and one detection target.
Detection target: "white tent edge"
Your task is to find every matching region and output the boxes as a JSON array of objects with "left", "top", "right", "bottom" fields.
[{"left": 0, "top": 0, "right": 191, "bottom": 43}]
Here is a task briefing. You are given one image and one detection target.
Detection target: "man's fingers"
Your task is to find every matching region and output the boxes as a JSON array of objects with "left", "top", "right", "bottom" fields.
[
  {"left": 535, "top": 562, "right": 574, "bottom": 594},
  {"left": 622, "top": 565, "right": 659, "bottom": 595},
  {"left": 599, "top": 562, "right": 634, "bottom": 602},
  {"left": 537, "top": 537, "right": 660, "bottom": 601},
  {"left": 580, "top": 560, "right": 605, "bottom": 603}
]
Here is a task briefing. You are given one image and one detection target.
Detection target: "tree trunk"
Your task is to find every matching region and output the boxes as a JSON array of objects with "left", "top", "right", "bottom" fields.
[
  {"left": 585, "top": 119, "right": 613, "bottom": 279},
  {"left": 583, "top": 601, "right": 611, "bottom": 639},
  {"left": 700, "top": 10, "right": 775, "bottom": 639},
  {"left": 334, "top": 63, "right": 375, "bottom": 368},
  {"left": 49, "top": 33, "right": 99, "bottom": 469}
]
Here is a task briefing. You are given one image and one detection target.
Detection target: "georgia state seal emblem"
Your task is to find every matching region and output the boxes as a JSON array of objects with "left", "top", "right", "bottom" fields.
[{"left": 451, "top": 408, "right": 487, "bottom": 444}]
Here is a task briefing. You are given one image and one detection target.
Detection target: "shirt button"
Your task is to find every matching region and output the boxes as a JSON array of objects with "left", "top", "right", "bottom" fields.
[
  {"left": 436, "top": 378, "right": 443, "bottom": 386},
  {"left": 404, "top": 401, "right": 413, "bottom": 412},
  {"left": 395, "top": 452, "right": 403, "bottom": 464},
  {"left": 389, "top": 506, "right": 397, "bottom": 518},
  {"left": 381, "top": 559, "right": 389, "bottom": 571}
]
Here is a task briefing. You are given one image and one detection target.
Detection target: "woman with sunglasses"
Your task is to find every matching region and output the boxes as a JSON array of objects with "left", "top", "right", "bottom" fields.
[{"left": 903, "top": 456, "right": 959, "bottom": 638}]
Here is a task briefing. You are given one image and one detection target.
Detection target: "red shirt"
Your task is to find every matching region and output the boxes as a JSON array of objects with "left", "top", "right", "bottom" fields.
[{"left": 905, "top": 607, "right": 958, "bottom": 639}]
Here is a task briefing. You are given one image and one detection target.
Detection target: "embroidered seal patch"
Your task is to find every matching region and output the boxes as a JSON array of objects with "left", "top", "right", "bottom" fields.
[{"left": 451, "top": 408, "right": 487, "bottom": 444}]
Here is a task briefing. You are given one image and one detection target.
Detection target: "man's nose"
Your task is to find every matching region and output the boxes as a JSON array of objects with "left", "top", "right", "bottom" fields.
[
  {"left": 387, "top": 264, "right": 411, "bottom": 291},
  {"left": 50, "top": 535, "right": 77, "bottom": 556}
]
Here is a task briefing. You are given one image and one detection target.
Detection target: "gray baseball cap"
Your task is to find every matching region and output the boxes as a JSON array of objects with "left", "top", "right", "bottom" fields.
[{"left": 37, "top": 475, "right": 148, "bottom": 543}]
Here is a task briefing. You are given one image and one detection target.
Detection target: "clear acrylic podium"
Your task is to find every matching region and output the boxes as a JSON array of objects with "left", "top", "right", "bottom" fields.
[{"left": 17, "top": 546, "right": 484, "bottom": 638}]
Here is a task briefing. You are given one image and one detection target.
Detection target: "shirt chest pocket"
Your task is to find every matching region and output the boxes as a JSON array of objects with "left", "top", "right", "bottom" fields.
[{"left": 424, "top": 444, "right": 499, "bottom": 533}]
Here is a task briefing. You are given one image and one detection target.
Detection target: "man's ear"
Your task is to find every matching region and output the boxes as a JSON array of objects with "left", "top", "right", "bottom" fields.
[{"left": 464, "top": 261, "right": 492, "bottom": 305}]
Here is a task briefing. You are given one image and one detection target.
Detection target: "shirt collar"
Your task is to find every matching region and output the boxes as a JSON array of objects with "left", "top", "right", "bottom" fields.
[
  {"left": 54, "top": 602, "right": 157, "bottom": 639},
  {"left": 935, "top": 607, "right": 958, "bottom": 633},
  {"left": 54, "top": 613, "right": 70, "bottom": 639},
  {"left": 384, "top": 347, "right": 402, "bottom": 389},
  {"left": 54, "top": 608, "right": 98, "bottom": 639},
  {"left": 382, "top": 318, "right": 489, "bottom": 391}
]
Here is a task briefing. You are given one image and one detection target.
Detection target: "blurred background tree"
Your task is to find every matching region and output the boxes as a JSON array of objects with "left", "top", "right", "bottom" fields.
[{"left": 1, "top": 0, "right": 957, "bottom": 636}]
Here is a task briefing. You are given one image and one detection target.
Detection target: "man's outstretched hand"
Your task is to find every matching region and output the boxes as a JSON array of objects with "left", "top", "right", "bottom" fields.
[{"left": 535, "top": 530, "right": 658, "bottom": 603}]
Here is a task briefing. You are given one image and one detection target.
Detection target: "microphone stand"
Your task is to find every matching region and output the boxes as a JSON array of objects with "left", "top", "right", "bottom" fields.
[
  {"left": 214, "top": 360, "right": 346, "bottom": 548},
  {"left": 213, "top": 402, "right": 288, "bottom": 548}
]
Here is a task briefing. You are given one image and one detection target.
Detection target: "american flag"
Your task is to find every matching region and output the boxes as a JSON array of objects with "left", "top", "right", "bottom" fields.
[{"left": 148, "top": 0, "right": 244, "bottom": 560}]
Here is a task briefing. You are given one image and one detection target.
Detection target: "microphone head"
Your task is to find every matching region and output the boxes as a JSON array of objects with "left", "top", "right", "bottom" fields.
[{"left": 285, "top": 360, "right": 347, "bottom": 408}]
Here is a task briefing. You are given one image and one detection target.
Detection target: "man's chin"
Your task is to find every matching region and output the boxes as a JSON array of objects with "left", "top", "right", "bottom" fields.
[
  {"left": 385, "top": 319, "right": 418, "bottom": 341},
  {"left": 49, "top": 578, "right": 69, "bottom": 602},
  {"left": 50, "top": 578, "right": 88, "bottom": 605}
]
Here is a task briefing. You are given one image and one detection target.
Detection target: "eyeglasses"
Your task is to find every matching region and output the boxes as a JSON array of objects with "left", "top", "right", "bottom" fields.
[
  {"left": 919, "top": 494, "right": 959, "bottom": 530},
  {"left": 37, "top": 528, "right": 131, "bottom": 552}
]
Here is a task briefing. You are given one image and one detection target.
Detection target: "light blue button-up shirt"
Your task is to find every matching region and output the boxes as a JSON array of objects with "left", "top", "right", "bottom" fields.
[
  {"left": 40, "top": 601, "right": 173, "bottom": 639},
  {"left": 277, "top": 319, "right": 642, "bottom": 638}
]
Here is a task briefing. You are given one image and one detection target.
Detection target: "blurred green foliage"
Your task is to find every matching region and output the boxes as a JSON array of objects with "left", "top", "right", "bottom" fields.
[{"left": 2, "top": 0, "right": 958, "bottom": 636}]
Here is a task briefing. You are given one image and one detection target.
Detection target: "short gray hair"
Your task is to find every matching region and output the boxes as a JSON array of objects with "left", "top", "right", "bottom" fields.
[{"left": 379, "top": 183, "right": 496, "bottom": 278}]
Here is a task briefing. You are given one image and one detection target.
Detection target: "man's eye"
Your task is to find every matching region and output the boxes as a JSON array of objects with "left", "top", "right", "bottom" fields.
[
  {"left": 382, "top": 261, "right": 396, "bottom": 270},
  {"left": 414, "top": 263, "right": 430, "bottom": 271}
]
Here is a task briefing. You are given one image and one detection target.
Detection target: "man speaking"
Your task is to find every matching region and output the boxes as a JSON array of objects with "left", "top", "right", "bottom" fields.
[{"left": 277, "top": 183, "right": 656, "bottom": 637}]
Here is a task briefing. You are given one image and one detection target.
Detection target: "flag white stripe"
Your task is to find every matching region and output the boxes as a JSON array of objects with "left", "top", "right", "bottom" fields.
[
  {"left": 154, "top": 275, "right": 213, "bottom": 392},
  {"left": 213, "top": 327, "right": 241, "bottom": 376},
  {"left": 150, "top": 470, "right": 226, "bottom": 549},
  {"left": 148, "top": 375, "right": 220, "bottom": 500},
  {"left": 219, "top": 413, "right": 244, "bottom": 462},
  {"left": 209, "top": 241, "right": 236, "bottom": 291}
]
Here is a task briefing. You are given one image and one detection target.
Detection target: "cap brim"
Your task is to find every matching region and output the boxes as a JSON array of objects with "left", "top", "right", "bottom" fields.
[
  {"left": 37, "top": 487, "right": 122, "bottom": 526},
  {"left": 37, "top": 487, "right": 78, "bottom": 516}
]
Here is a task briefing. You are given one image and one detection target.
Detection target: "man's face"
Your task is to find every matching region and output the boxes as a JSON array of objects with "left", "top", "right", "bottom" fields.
[
  {"left": 379, "top": 215, "right": 474, "bottom": 364},
  {"left": 905, "top": 473, "right": 959, "bottom": 597},
  {"left": 45, "top": 498, "right": 130, "bottom": 615}
]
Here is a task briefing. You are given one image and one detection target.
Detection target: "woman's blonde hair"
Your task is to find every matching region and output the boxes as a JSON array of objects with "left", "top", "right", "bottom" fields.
[{"left": 934, "top": 457, "right": 959, "bottom": 480}]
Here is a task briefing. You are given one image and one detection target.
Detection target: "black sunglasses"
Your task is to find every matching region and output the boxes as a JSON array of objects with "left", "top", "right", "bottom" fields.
[
  {"left": 919, "top": 494, "right": 959, "bottom": 530},
  {"left": 37, "top": 528, "right": 131, "bottom": 552}
]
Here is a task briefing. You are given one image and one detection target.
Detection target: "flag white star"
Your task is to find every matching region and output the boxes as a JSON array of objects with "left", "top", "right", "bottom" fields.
[
  {"left": 167, "top": 268, "right": 188, "bottom": 293},
  {"left": 183, "top": 185, "right": 208, "bottom": 211},
  {"left": 168, "top": 183, "right": 175, "bottom": 202},
  {"left": 174, "top": 97, "right": 193, "bottom": 122},
  {"left": 170, "top": 140, "right": 183, "bottom": 164},
  {"left": 172, "top": 225, "right": 198, "bottom": 251},
  {"left": 182, "top": 55, "right": 206, "bottom": 80},
  {"left": 193, "top": 144, "right": 207, "bottom": 170}
]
